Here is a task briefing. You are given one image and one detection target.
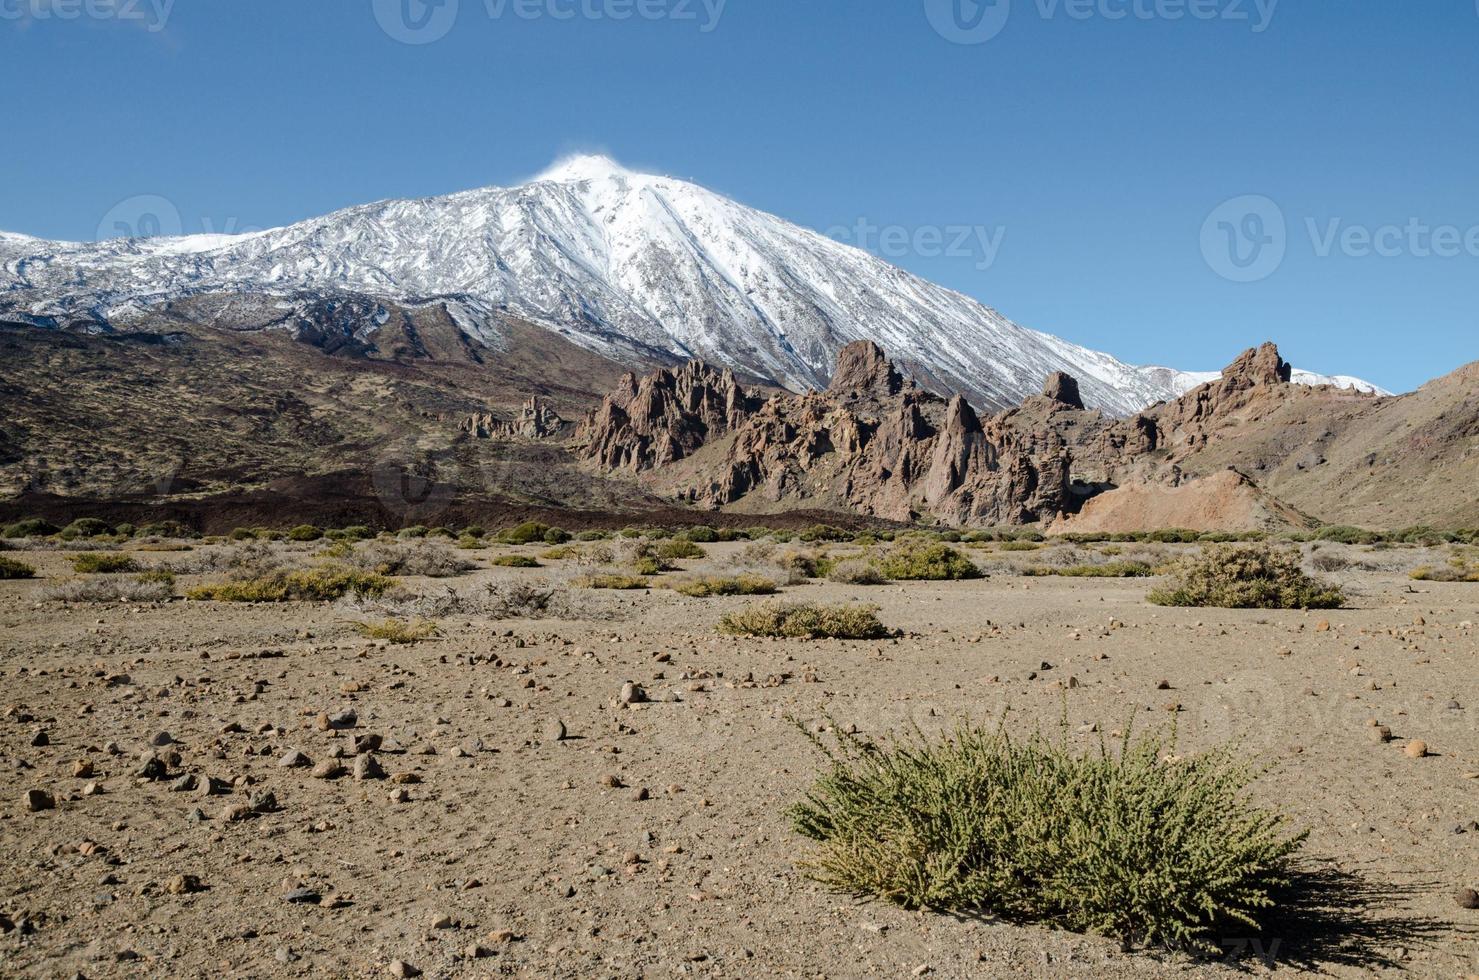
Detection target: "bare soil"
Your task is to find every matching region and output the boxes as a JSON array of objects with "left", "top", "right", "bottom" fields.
[{"left": 1, "top": 540, "right": 1476, "bottom": 978}]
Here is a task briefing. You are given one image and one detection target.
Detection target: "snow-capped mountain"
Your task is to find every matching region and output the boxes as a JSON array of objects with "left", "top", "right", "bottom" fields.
[{"left": 0, "top": 155, "right": 1387, "bottom": 414}]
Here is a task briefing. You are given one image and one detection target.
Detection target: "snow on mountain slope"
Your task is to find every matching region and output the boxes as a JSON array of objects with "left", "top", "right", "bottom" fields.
[{"left": 0, "top": 154, "right": 1388, "bottom": 413}]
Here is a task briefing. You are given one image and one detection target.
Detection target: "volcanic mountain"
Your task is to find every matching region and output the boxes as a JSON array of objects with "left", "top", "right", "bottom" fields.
[{"left": 0, "top": 155, "right": 1383, "bottom": 415}]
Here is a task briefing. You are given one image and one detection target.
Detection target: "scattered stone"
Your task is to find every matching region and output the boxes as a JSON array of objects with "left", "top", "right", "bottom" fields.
[
  {"left": 311, "top": 760, "right": 345, "bottom": 780},
  {"left": 1456, "top": 888, "right": 1479, "bottom": 910},
  {"left": 170, "top": 774, "right": 198, "bottom": 792},
  {"left": 1369, "top": 726, "right": 1393, "bottom": 743},
  {"left": 220, "top": 803, "right": 251, "bottom": 823},
  {"left": 135, "top": 757, "right": 167, "bottom": 780},
  {"left": 619, "top": 681, "right": 647, "bottom": 706},
  {"left": 352, "top": 734, "right": 383, "bottom": 754},
  {"left": 150, "top": 731, "right": 175, "bottom": 747},
  {"left": 283, "top": 887, "right": 321, "bottom": 905},
  {"left": 544, "top": 719, "right": 567, "bottom": 742},
  {"left": 164, "top": 874, "right": 202, "bottom": 895},
  {"left": 487, "top": 928, "right": 516, "bottom": 944},
  {"left": 388, "top": 959, "right": 419, "bottom": 978},
  {"left": 353, "top": 755, "right": 386, "bottom": 781},
  {"left": 71, "top": 760, "right": 94, "bottom": 778},
  {"left": 1404, "top": 740, "right": 1430, "bottom": 759},
  {"left": 249, "top": 790, "right": 278, "bottom": 813},
  {"left": 24, "top": 788, "right": 54, "bottom": 812},
  {"left": 29, "top": 729, "right": 49, "bottom": 747},
  {"left": 279, "top": 750, "right": 311, "bottom": 768}
]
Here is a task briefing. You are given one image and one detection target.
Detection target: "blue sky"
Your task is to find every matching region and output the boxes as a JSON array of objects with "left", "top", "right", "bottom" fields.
[{"left": 4, "top": 0, "right": 1476, "bottom": 392}]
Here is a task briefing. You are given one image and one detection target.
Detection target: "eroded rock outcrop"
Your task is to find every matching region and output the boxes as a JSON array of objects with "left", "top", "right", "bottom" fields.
[
  {"left": 578, "top": 360, "right": 759, "bottom": 471},
  {"left": 461, "top": 397, "right": 569, "bottom": 440}
]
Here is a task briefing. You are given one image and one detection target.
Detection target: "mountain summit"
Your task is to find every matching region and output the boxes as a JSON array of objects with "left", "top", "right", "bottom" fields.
[{"left": 0, "top": 155, "right": 1384, "bottom": 414}]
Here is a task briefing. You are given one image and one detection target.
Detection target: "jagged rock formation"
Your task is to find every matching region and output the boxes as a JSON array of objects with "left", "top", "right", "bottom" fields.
[
  {"left": 575, "top": 338, "right": 1429, "bottom": 529},
  {"left": 461, "top": 397, "right": 569, "bottom": 440},
  {"left": 578, "top": 361, "right": 759, "bottom": 471}
]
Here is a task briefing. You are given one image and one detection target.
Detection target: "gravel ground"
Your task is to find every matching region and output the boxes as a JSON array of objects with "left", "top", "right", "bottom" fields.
[{"left": 0, "top": 539, "right": 1476, "bottom": 978}]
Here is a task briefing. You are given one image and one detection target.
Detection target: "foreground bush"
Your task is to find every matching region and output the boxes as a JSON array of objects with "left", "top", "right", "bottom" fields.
[
  {"left": 719, "top": 601, "right": 889, "bottom": 640},
  {"left": 790, "top": 720, "right": 1306, "bottom": 954},
  {"left": 878, "top": 540, "right": 981, "bottom": 581},
  {"left": 187, "top": 566, "right": 392, "bottom": 603},
  {"left": 656, "top": 538, "right": 706, "bottom": 561},
  {"left": 71, "top": 553, "right": 140, "bottom": 574},
  {"left": 671, "top": 574, "right": 778, "bottom": 597},
  {"left": 0, "top": 556, "right": 37, "bottom": 579},
  {"left": 348, "top": 540, "right": 475, "bottom": 578},
  {"left": 287, "top": 524, "right": 324, "bottom": 542},
  {"left": 1149, "top": 544, "right": 1343, "bottom": 609}
]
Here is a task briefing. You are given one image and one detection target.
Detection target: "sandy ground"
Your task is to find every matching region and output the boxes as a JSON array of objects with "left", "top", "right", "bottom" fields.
[{"left": 0, "top": 539, "right": 1476, "bottom": 978}]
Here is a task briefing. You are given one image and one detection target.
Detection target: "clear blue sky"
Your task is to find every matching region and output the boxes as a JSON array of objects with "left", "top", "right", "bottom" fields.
[{"left": 4, "top": 0, "right": 1476, "bottom": 392}]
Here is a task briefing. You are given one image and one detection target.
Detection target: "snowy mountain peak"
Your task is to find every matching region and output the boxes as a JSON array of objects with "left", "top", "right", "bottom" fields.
[
  {"left": 0, "top": 157, "right": 1389, "bottom": 414},
  {"left": 535, "top": 153, "right": 639, "bottom": 184}
]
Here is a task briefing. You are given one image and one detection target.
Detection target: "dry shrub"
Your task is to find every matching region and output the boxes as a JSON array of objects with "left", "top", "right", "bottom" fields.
[
  {"left": 341, "top": 580, "right": 596, "bottom": 622},
  {"left": 41, "top": 576, "right": 174, "bottom": 603},
  {"left": 670, "top": 574, "right": 779, "bottom": 597},
  {"left": 878, "top": 539, "right": 981, "bottom": 581},
  {"left": 791, "top": 720, "right": 1306, "bottom": 954},
  {"left": 718, "top": 601, "right": 889, "bottom": 640},
  {"left": 577, "top": 573, "right": 651, "bottom": 590},
  {"left": 490, "top": 554, "right": 541, "bottom": 568},
  {"left": 826, "top": 559, "right": 890, "bottom": 585},
  {"left": 1022, "top": 561, "right": 1154, "bottom": 578},
  {"left": 70, "top": 553, "right": 140, "bottom": 574},
  {"left": 347, "top": 539, "right": 475, "bottom": 578},
  {"left": 187, "top": 565, "right": 392, "bottom": 603},
  {"left": 355, "top": 618, "right": 440, "bottom": 643},
  {"left": 167, "top": 540, "right": 287, "bottom": 577},
  {"left": 1149, "top": 544, "right": 1343, "bottom": 609},
  {"left": 0, "top": 556, "right": 36, "bottom": 580}
]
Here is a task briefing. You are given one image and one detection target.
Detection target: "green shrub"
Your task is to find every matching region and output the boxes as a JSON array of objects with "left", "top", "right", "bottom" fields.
[
  {"left": 186, "top": 566, "right": 392, "bottom": 602},
  {"left": 398, "top": 525, "right": 430, "bottom": 539},
  {"left": 719, "top": 601, "right": 889, "bottom": 640},
  {"left": 491, "top": 554, "right": 541, "bottom": 568},
  {"left": 576, "top": 529, "right": 609, "bottom": 541},
  {"left": 789, "top": 720, "right": 1306, "bottom": 955},
  {"left": 457, "top": 535, "right": 485, "bottom": 550},
  {"left": 542, "top": 527, "right": 570, "bottom": 545},
  {"left": 799, "top": 524, "right": 855, "bottom": 543},
  {"left": 114, "top": 523, "right": 136, "bottom": 538},
  {"left": 0, "top": 556, "right": 37, "bottom": 579},
  {"left": 631, "top": 556, "right": 667, "bottom": 576},
  {"left": 1145, "top": 528, "right": 1200, "bottom": 543},
  {"left": 71, "top": 553, "right": 140, "bottom": 574},
  {"left": 428, "top": 526, "right": 456, "bottom": 539},
  {"left": 1023, "top": 561, "right": 1155, "bottom": 578},
  {"left": 1410, "top": 564, "right": 1479, "bottom": 583},
  {"left": 356, "top": 618, "right": 439, "bottom": 643},
  {"left": 657, "top": 538, "right": 706, "bottom": 561},
  {"left": 671, "top": 574, "right": 778, "bottom": 597},
  {"left": 878, "top": 540, "right": 981, "bottom": 581},
  {"left": 287, "top": 524, "right": 324, "bottom": 542},
  {"left": 683, "top": 525, "right": 719, "bottom": 543},
  {"left": 58, "top": 518, "right": 113, "bottom": 540},
  {"left": 997, "top": 540, "right": 1042, "bottom": 552},
  {"left": 229, "top": 527, "right": 256, "bottom": 541},
  {"left": 135, "top": 568, "right": 176, "bottom": 587},
  {"left": 2, "top": 518, "right": 59, "bottom": 538},
  {"left": 499, "top": 521, "right": 550, "bottom": 545},
  {"left": 1314, "top": 525, "right": 1379, "bottom": 545},
  {"left": 1149, "top": 544, "right": 1343, "bottom": 609}
]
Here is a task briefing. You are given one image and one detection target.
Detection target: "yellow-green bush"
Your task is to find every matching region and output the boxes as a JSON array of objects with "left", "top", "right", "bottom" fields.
[
  {"left": 71, "top": 553, "right": 140, "bottom": 574},
  {"left": 187, "top": 565, "right": 392, "bottom": 602},
  {"left": 1149, "top": 544, "right": 1343, "bottom": 609},
  {"left": 719, "top": 601, "right": 889, "bottom": 640},
  {"left": 671, "top": 574, "right": 778, "bottom": 597},
  {"left": 878, "top": 540, "right": 981, "bottom": 581}
]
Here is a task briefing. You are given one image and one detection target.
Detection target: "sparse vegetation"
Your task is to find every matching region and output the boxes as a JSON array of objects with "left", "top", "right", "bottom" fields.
[
  {"left": 997, "top": 540, "right": 1042, "bottom": 552},
  {"left": 58, "top": 517, "right": 113, "bottom": 540},
  {"left": 1149, "top": 544, "right": 1344, "bottom": 609},
  {"left": 2, "top": 518, "right": 59, "bottom": 538},
  {"left": 578, "top": 573, "right": 651, "bottom": 590},
  {"left": 719, "top": 601, "right": 889, "bottom": 640},
  {"left": 41, "top": 576, "right": 175, "bottom": 603},
  {"left": 287, "top": 524, "right": 324, "bottom": 542},
  {"left": 187, "top": 566, "right": 393, "bottom": 603},
  {"left": 0, "top": 556, "right": 37, "bottom": 579},
  {"left": 670, "top": 574, "right": 779, "bottom": 597},
  {"left": 355, "top": 618, "right": 440, "bottom": 643},
  {"left": 656, "top": 538, "right": 706, "bottom": 561},
  {"left": 348, "top": 539, "right": 475, "bottom": 578},
  {"left": 826, "top": 559, "right": 890, "bottom": 585},
  {"left": 1410, "top": 563, "right": 1479, "bottom": 583},
  {"left": 490, "top": 554, "right": 541, "bottom": 568},
  {"left": 789, "top": 719, "right": 1306, "bottom": 955},
  {"left": 878, "top": 539, "right": 981, "bottom": 581},
  {"left": 1022, "top": 561, "right": 1154, "bottom": 578},
  {"left": 71, "top": 553, "right": 140, "bottom": 574}
]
